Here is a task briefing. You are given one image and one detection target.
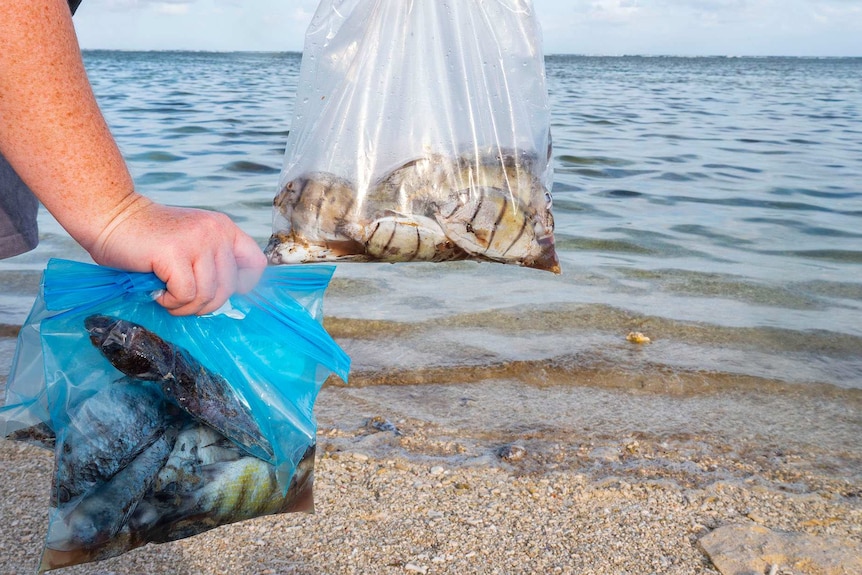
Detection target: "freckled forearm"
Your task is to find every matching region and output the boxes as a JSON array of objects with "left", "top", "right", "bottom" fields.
[{"left": 0, "top": 0, "right": 140, "bottom": 251}]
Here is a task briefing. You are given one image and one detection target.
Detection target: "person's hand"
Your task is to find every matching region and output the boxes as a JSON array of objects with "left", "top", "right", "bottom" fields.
[
  {"left": 0, "top": 1, "right": 267, "bottom": 316},
  {"left": 89, "top": 195, "right": 267, "bottom": 316}
]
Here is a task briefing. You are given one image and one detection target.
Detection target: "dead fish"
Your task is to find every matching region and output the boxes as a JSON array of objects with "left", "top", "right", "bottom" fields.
[
  {"left": 373, "top": 151, "right": 559, "bottom": 272},
  {"left": 265, "top": 230, "right": 366, "bottom": 264},
  {"left": 171, "top": 423, "right": 244, "bottom": 467},
  {"left": 370, "top": 154, "right": 453, "bottom": 217},
  {"left": 434, "top": 186, "right": 544, "bottom": 266},
  {"left": 274, "top": 172, "right": 357, "bottom": 242},
  {"left": 5, "top": 421, "right": 56, "bottom": 450},
  {"left": 467, "top": 150, "right": 557, "bottom": 241},
  {"left": 132, "top": 442, "right": 316, "bottom": 543},
  {"left": 131, "top": 423, "right": 244, "bottom": 521},
  {"left": 84, "top": 315, "right": 273, "bottom": 460},
  {"left": 53, "top": 378, "right": 173, "bottom": 505},
  {"left": 358, "top": 213, "right": 464, "bottom": 262},
  {"left": 452, "top": 149, "right": 541, "bottom": 209},
  {"left": 47, "top": 426, "right": 177, "bottom": 551}
]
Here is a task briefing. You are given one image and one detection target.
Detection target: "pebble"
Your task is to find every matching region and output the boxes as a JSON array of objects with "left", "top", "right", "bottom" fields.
[
  {"left": 699, "top": 524, "right": 862, "bottom": 575},
  {"left": 496, "top": 444, "right": 527, "bottom": 462}
]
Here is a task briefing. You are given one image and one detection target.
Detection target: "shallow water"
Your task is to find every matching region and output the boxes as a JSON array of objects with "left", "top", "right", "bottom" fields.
[{"left": 1, "top": 52, "right": 860, "bottom": 393}]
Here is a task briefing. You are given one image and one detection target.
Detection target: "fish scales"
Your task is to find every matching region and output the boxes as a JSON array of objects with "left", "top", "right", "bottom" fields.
[
  {"left": 49, "top": 426, "right": 177, "bottom": 550},
  {"left": 54, "top": 379, "right": 172, "bottom": 504},
  {"left": 435, "top": 185, "right": 538, "bottom": 264},
  {"left": 132, "top": 428, "right": 316, "bottom": 544},
  {"left": 84, "top": 315, "right": 273, "bottom": 460}
]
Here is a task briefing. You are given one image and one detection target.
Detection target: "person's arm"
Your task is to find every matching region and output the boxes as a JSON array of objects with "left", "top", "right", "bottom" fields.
[{"left": 0, "top": 0, "right": 266, "bottom": 315}]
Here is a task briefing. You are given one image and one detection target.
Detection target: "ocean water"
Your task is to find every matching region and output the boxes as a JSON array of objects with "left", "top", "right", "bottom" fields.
[{"left": 1, "top": 52, "right": 861, "bottom": 396}]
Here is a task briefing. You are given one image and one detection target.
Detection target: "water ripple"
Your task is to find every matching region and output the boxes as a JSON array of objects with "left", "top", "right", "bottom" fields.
[
  {"left": 1, "top": 52, "right": 852, "bottom": 390},
  {"left": 222, "top": 161, "right": 280, "bottom": 174}
]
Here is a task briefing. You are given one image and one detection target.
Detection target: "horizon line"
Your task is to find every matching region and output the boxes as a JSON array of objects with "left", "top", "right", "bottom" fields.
[{"left": 78, "top": 49, "right": 862, "bottom": 59}]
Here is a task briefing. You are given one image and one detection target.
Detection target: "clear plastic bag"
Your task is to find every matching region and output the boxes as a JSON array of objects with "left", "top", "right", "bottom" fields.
[
  {"left": 266, "top": 0, "right": 559, "bottom": 273},
  {"left": 0, "top": 259, "right": 349, "bottom": 572}
]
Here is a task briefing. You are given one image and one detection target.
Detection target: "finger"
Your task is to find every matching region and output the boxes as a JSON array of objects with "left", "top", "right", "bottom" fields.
[
  {"left": 159, "top": 257, "right": 217, "bottom": 317},
  {"left": 194, "top": 249, "right": 238, "bottom": 316},
  {"left": 233, "top": 233, "right": 266, "bottom": 294},
  {"left": 155, "top": 266, "right": 198, "bottom": 313},
  {"left": 236, "top": 266, "right": 263, "bottom": 294}
]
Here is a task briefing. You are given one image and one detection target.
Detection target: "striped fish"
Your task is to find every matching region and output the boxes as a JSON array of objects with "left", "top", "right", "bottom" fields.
[
  {"left": 362, "top": 213, "right": 464, "bottom": 262},
  {"left": 274, "top": 172, "right": 357, "bottom": 242},
  {"left": 434, "top": 186, "right": 545, "bottom": 267}
]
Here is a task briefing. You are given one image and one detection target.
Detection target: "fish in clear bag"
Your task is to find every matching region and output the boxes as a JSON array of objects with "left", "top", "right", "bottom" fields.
[
  {"left": 266, "top": 149, "right": 559, "bottom": 271},
  {"left": 373, "top": 149, "right": 558, "bottom": 271}
]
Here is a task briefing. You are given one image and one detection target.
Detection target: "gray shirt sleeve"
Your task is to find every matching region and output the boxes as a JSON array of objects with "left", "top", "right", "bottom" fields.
[
  {"left": 0, "top": 153, "right": 40, "bottom": 259},
  {"left": 0, "top": 1, "right": 82, "bottom": 259}
]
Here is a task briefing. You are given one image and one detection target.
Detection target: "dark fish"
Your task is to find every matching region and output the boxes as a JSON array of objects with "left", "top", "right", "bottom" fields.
[
  {"left": 48, "top": 426, "right": 177, "bottom": 551},
  {"left": 5, "top": 421, "right": 56, "bottom": 449},
  {"left": 54, "top": 379, "right": 173, "bottom": 505},
  {"left": 83, "top": 314, "right": 273, "bottom": 460},
  {"left": 40, "top": 442, "right": 315, "bottom": 573}
]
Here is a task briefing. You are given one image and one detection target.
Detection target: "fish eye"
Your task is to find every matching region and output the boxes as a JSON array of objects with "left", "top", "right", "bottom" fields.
[{"left": 58, "top": 486, "right": 71, "bottom": 504}]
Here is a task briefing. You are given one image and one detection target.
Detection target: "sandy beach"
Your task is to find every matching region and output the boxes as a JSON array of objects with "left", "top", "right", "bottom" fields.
[
  {"left": 0, "top": 46, "right": 860, "bottom": 575},
  {"left": 2, "top": 369, "right": 860, "bottom": 575}
]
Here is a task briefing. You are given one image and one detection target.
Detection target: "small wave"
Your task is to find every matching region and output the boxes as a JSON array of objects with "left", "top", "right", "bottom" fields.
[
  {"left": 702, "top": 163, "right": 762, "bottom": 174},
  {"left": 136, "top": 171, "right": 186, "bottom": 185},
  {"left": 121, "top": 106, "right": 200, "bottom": 115},
  {"left": 648, "top": 154, "right": 700, "bottom": 163},
  {"left": 670, "top": 224, "right": 755, "bottom": 247},
  {"left": 660, "top": 195, "right": 839, "bottom": 214},
  {"left": 736, "top": 138, "right": 785, "bottom": 145},
  {"left": 786, "top": 138, "right": 822, "bottom": 145},
  {"left": 128, "top": 151, "right": 184, "bottom": 162},
  {"left": 598, "top": 189, "right": 643, "bottom": 198},
  {"left": 654, "top": 172, "right": 697, "bottom": 182},
  {"left": 769, "top": 187, "right": 862, "bottom": 200},
  {"left": 554, "top": 236, "right": 656, "bottom": 255},
  {"left": 743, "top": 216, "right": 862, "bottom": 238},
  {"left": 222, "top": 161, "right": 280, "bottom": 174},
  {"left": 556, "top": 155, "right": 636, "bottom": 167},
  {"left": 778, "top": 250, "right": 862, "bottom": 264},
  {"left": 563, "top": 167, "right": 657, "bottom": 179},
  {"left": 166, "top": 125, "right": 210, "bottom": 134}
]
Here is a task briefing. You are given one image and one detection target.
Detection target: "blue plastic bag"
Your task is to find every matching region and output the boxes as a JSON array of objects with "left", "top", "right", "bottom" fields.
[{"left": 1, "top": 259, "right": 349, "bottom": 572}]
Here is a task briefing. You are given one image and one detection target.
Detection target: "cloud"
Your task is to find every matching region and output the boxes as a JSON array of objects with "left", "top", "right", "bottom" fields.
[
  {"left": 154, "top": 2, "right": 191, "bottom": 15},
  {"left": 91, "top": 0, "right": 194, "bottom": 12},
  {"left": 568, "top": 1, "right": 642, "bottom": 25}
]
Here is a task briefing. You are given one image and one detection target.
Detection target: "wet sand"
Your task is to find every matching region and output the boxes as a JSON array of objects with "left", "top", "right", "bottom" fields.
[{"left": 2, "top": 369, "right": 860, "bottom": 574}]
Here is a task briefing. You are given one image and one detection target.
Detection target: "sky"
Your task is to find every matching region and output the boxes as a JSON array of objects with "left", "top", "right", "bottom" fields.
[{"left": 72, "top": 0, "right": 862, "bottom": 56}]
